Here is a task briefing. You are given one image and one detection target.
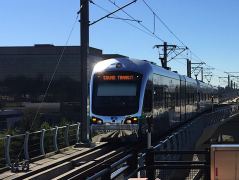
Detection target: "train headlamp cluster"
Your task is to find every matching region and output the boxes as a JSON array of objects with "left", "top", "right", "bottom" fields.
[
  {"left": 91, "top": 117, "right": 103, "bottom": 124},
  {"left": 124, "top": 117, "right": 138, "bottom": 124},
  {"left": 91, "top": 117, "right": 138, "bottom": 124}
]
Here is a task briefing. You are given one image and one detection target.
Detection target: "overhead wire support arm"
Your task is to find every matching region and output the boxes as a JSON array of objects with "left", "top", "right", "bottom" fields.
[
  {"left": 191, "top": 62, "right": 206, "bottom": 65},
  {"left": 191, "top": 62, "right": 206, "bottom": 73},
  {"left": 91, "top": 0, "right": 162, "bottom": 41},
  {"left": 168, "top": 47, "right": 188, "bottom": 62},
  {"left": 89, "top": 0, "right": 137, "bottom": 26},
  {"left": 154, "top": 42, "right": 188, "bottom": 69},
  {"left": 107, "top": 16, "right": 141, "bottom": 23},
  {"left": 204, "top": 74, "right": 213, "bottom": 84},
  {"left": 230, "top": 75, "right": 239, "bottom": 78}
]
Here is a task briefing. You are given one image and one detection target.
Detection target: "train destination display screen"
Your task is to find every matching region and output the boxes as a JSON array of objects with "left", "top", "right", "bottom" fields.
[{"left": 102, "top": 75, "right": 135, "bottom": 81}]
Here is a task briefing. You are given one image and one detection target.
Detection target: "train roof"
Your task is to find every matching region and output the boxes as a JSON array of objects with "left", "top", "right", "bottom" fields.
[
  {"left": 182, "top": 75, "right": 197, "bottom": 84},
  {"left": 93, "top": 58, "right": 181, "bottom": 80},
  {"left": 198, "top": 80, "right": 212, "bottom": 88},
  {"left": 92, "top": 58, "right": 152, "bottom": 75},
  {"left": 93, "top": 58, "right": 215, "bottom": 86},
  {"left": 150, "top": 62, "right": 180, "bottom": 80}
]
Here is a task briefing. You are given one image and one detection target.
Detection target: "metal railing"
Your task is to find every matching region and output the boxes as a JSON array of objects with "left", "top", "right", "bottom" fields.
[
  {"left": 142, "top": 149, "right": 210, "bottom": 180},
  {"left": 0, "top": 123, "right": 80, "bottom": 169}
]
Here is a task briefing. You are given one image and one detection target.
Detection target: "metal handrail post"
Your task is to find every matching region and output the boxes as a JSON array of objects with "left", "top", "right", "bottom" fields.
[
  {"left": 64, "top": 125, "right": 69, "bottom": 147},
  {"left": 76, "top": 122, "right": 80, "bottom": 144},
  {"left": 40, "top": 129, "right": 46, "bottom": 156},
  {"left": 4, "top": 135, "right": 11, "bottom": 166},
  {"left": 138, "top": 153, "right": 145, "bottom": 177},
  {"left": 53, "top": 126, "right": 59, "bottom": 152},
  {"left": 24, "top": 132, "right": 30, "bottom": 160},
  {"left": 145, "top": 147, "right": 155, "bottom": 180}
]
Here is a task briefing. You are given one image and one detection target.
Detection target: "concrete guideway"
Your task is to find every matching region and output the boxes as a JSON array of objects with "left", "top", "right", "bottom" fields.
[
  {"left": 196, "top": 111, "right": 239, "bottom": 149},
  {"left": 0, "top": 103, "right": 238, "bottom": 179}
]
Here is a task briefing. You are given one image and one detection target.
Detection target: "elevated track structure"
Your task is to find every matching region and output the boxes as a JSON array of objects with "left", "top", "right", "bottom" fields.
[{"left": 0, "top": 103, "right": 238, "bottom": 179}]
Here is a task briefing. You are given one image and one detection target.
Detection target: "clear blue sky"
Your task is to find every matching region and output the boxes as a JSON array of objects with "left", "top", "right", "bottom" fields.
[{"left": 1, "top": 0, "right": 239, "bottom": 86}]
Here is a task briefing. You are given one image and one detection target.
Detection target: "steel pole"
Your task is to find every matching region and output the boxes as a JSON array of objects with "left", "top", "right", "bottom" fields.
[{"left": 79, "top": 0, "right": 90, "bottom": 144}]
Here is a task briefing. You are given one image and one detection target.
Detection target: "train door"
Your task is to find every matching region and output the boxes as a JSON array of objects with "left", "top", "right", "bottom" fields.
[
  {"left": 151, "top": 74, "right": 170, "bottom": 136},
  {"left": 143, "top": 81, "right": 153, "bottom": 114},
  {"left": 141, "top": 79, "right": 153, "bottom": 134},
  {"left": 174, "top": 82, "right": 181, "bottom": 125}
]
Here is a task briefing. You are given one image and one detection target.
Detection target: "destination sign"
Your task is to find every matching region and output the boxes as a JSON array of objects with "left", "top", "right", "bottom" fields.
[{"left": 102, "top": 75, "right": 135, "bottom": 81}]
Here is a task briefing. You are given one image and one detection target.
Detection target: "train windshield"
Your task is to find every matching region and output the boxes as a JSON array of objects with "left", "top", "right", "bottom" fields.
[
  {"left": 97, "top": 83, "right": 137, "bottom": 96},
  {"left": 92, "top": 72, "right": 142, "bottom": 116}
]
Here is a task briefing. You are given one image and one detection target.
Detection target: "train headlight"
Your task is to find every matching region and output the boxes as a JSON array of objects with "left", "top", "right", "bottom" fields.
[
  {"left": 97, "top": 119, "right": 103, "bottom": 124},
  {"left": 125, "top": 119, "right": 132, "bottom": 124},
  {"left": 91, "top": 117, "right": 103, "bottom": 124},
  {"left": 124, "top": 117, "right": 138, "bottom": 124}
]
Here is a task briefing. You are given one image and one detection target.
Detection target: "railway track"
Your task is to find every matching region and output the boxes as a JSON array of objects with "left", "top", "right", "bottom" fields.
[
  {"left": 7, "top": 141, "right": 138, "bottom": 180},
  {"left": 55, "top": 146, "right": 132, "bottom": 179}
]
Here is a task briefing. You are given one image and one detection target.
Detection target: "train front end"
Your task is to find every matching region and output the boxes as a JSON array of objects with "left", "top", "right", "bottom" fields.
[{"left": 90, "top": 59, "right": 146, "bottom": 142}]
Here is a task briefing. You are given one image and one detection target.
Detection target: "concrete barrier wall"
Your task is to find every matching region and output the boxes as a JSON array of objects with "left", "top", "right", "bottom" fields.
[{"left": 152, "top": 105, "right": 238, "bottom": 155}]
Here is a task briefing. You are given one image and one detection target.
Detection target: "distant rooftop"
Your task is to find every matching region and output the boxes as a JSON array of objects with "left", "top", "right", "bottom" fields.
[
  {"left": 102, "top": 54, "right": 128, "bottom": 59},
  {"left": 0, "top": 44, "right": 128, "bottom": 59},
  {"left": 0, "top": 44, "right": 103, "bottom": 56}
]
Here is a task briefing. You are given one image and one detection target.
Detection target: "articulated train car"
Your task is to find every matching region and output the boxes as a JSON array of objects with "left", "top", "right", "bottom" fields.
[{"left": 90, "top": 58, "right": 217, "bottom": 141}]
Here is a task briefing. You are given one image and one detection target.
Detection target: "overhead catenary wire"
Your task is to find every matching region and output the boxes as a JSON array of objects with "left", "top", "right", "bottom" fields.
[
  {"left": 90, "top": 0, "right": 164, "bottom": 42},
  {"left": 107, "top": 0, "right": 220, "bottom": 83},
  {"left": 142, "top": 0, "right": 224, "bottom": 84},
  {"left": 31, "top": 13, "right": 80, "bottom": 129},
  {"left": 15, "top": 10, "right": 81, "bottom": 162},
  {"left": 141, "top": 0, "right": 207, "bottom": 65},
  {"left": 106, "top": 0, "right": 164, "bottom": 42},
  {"left": 90, "top": 0, "right": 137, "bottom": 26},
  {"left": 93, "top": 0, "right": 230, "bottom": 86},
  {"left": 98, "top": 0, "right": 208, "bottom": 68},
  {"left": 142, "top": 0, "right": 186, "bottom": 47}
]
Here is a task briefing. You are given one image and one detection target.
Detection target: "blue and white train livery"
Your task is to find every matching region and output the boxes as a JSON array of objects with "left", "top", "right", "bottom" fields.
[{"left": 90, "top": 58, "right": 217, "bottom": 141}]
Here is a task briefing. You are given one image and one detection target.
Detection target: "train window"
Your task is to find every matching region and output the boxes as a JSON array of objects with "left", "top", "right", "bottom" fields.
[
  {"left": 143, "top": 89, "right": 152, "bottom": 112},
  {"left": 92, "top": 72, "right": 142, "bottom": 116},
  {"left": 164, "top": 92, "right": 167, "bottom": 108},
  {"left": 153, "top": 85, "right": 160, "bottom": 108},
  {"left": 169, "top": 92, "right": 172, "bottom": 107},
  {"left": 171, "top": 92, "right": 175, "bottom": 107},
  {"left": 190, "top": 93, "right": 193, "bottom": 104},
  {"left": 97, "top": 82, "right": 137, "bottom": 96},
  {"left": 187, "top": 93, "right": 190, "bottom": 104}
]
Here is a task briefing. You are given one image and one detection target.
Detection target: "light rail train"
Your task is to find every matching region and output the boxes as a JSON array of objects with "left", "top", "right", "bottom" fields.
[{"left": 90, "top": 58, "right": 218, "bottom": 141}]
